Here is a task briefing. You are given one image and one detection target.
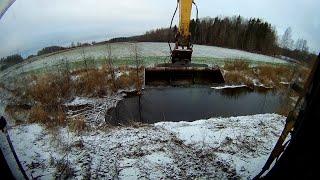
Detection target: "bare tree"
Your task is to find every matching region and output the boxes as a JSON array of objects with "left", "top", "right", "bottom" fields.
[
  {"left": 280, "top": 27, "right": 294, "bottom": 50},
  {"left": 295, "top": 38, "right": 309, "bottom": 52},
  {"left": 131, "top": 43, "right": 143, "bottom": 94},
  {"left": 106, "top": 43, "right": 117, "bottom": 91},
  {"left": 81, "top": 48, "right": 88, "bottom": 70}
]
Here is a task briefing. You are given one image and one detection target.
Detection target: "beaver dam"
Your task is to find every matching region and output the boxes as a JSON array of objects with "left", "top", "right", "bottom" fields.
[{"left": 107, "top": 86, "right": 284, "bottom": 125}]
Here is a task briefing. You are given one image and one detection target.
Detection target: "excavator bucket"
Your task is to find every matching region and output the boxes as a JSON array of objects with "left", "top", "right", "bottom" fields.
[
  {"left": 144, "top": 0, "right": 225, "bottom": 86},
  {"left": 145, "top": 64, "right": 225, "bottom": 86}
]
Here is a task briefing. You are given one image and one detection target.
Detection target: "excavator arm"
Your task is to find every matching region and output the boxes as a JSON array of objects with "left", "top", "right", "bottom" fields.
[
  {"left": 171, "top": 0, "right": 195, "bottom": 64},
  {"left": 178, "top": 0, "right": 193, "bottom": 46},
  {"left": 145, "top": 0, "right": 225, "bottom": 86}
]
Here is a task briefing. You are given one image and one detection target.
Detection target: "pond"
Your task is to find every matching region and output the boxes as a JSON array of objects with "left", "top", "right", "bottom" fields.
[{"left": 107, "top": 86, "right": 284, "bottom": 125}]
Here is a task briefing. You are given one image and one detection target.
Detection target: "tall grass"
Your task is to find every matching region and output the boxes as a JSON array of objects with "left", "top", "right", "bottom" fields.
[
  {"left": 223, "top": 60, "right": 310, "bottom": 88},
  {"left": 21, "top": 64, "right": 143, "bottom": 128}
]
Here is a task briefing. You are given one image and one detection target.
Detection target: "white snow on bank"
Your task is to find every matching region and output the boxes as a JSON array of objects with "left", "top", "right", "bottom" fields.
[
  {"left": 4, "top": 114, "right": 285, "bottom": 179},
  {"left": 211, "top": 85, "right": 248, "bottom": 89},
  {"left": 156, "top": 114, "right": 285, "bottom": 178},
  {"left": 64, "top": 94, "right": 124, "bottom": 127},
  {"left": 65, "top": 97, "right": 97, "bottom": 106}
]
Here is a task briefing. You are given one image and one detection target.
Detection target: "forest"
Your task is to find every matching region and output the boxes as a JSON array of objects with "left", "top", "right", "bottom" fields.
[
  {"left": 0, "top": 54, "right": 23, "bottom": 71},
  {"left": 110, "top": 15, "right": 317, "bottom": 64}
]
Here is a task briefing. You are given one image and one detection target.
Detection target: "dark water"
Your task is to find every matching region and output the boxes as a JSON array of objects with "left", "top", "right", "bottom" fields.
[{"left": 107, "top": 86, "right": 283, "bottom": 125}]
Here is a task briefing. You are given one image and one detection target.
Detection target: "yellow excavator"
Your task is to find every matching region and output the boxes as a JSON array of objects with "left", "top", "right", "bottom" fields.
[
  {"left": 145, "top": 0, "right": 224, "bottom": 85},
  {"left": 172, "top": 0, "right": 194, "bottom": 64}
]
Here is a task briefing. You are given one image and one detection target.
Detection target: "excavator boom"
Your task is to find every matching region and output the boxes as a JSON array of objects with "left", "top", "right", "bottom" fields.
[
  {"left": 144, "top": 0, "right": 225, "bottom": 86},
  {"left": 171, "top": 0, "right": 194, "bottom": 64},
  {"left": 179, "top": 0, "right": 193, "bottom": 44}
]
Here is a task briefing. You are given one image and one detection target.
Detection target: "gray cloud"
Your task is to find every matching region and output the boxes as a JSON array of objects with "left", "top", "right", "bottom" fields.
[{"left": 0, "top": 0, "right": 319, "bottom": 58}]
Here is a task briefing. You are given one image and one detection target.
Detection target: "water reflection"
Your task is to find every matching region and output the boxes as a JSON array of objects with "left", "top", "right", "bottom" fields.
[
  {"left": 108, "top": 86, "right": 282, "bottom": 125},
  {"left": 218, "top": 87, "right": 252, "bottom": 99}
]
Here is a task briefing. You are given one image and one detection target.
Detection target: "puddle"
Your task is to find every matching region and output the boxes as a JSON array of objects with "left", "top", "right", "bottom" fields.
[{"left": 107, "top": 86, "right": 283, "bottom": 125}]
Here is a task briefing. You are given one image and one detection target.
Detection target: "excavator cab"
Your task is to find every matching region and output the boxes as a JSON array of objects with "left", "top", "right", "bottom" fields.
[{"left": 145, "top": 0, "right": 224, "bottom": 86}]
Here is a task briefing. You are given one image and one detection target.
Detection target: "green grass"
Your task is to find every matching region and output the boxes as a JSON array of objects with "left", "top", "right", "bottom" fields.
[{"left": 6, "top": 56, "right": 291, "bottom": 81}]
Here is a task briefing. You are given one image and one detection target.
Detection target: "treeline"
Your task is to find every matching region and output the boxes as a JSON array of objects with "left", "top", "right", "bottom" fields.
[
  {"left": 36, "top": 42, "right": 95, "bottom": 57},
  {"left": 37, "top": 42, "right": 96, "bottom": 56},
  {"left": 110, "top": 16, "right": 278, "bottom": 56},
  {"left": 37, "top": 46, "right": 67, "bottom": 56},
  {"left": 190, "top": 16, "right": 278, "bottom": 55},
  {"left": 0, "top": 54, "right": 24, "bottom": 71},
  {"left": 280, "top": 47, "right": 317, "bottom": 65},
  {"left": 109, "top": 15, "right": 317, "bottom": 63},
  {"left": 1, "top": 43, "right": 86, "bottom": 70},
  {"left": 109, "top": 28, "right": 174, "bottom": 43}
]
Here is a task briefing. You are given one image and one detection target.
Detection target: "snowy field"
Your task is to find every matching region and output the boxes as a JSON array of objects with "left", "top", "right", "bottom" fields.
[
  {"left": 2, "top": 114, "right": 285, "bottom": 179},
  {"left": 0, "top": 42, "right": 287, "bottom": 80}
]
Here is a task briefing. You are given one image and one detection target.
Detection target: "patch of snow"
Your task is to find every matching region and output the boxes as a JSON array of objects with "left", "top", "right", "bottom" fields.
[
  {"left": 65, "top": 94, "right": 124, "bottom": 128},
  {"left": 118, "top": 167, "right": 141, "bottom": 179},
  {"left": 156, "top": 114, "right": 286, "bottom": 179},
  {"left": 145, "top": 151, "right": 173, "bottom": 165},
  {"left": 65, "top": 97, "right": 96, "bottom": 106},
  {"left": 115, "top": 71, "right": 123, "bottom": 79},
  {"left": 70, "top": 75, "right": 80, "bottom": 81},
  {"left": 115, "top": 71, "right": 130, "bottom": 79},
  {"left": 211, "top": 85, "right": 247, "bottom": 89},
  {"left": 280, "top": 81, "right": 290, "bottom": 85},
  {"left": 252, "top": 79, "right": 274, "bottom": 89}
]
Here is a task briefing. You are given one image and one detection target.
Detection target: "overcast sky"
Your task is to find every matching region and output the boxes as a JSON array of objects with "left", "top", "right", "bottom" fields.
[{"left": 0, "top": 0, "right": 319, "bottom": 58}]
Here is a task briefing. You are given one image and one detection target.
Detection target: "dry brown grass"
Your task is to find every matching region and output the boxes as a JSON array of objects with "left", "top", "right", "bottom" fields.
[
  {"left": 223, "top": 60, "right": 255, "bottom": 87},
  {"left": 296, "top": 66, "right": 311, "bottom": 83},
  {"left": 55, "top": 160, "right": 75, "bottom": 179},
  {"left": 116, "top": 67, "right": 144, "bottom": 90},
  {"left": 27, "top": 73, "right": 72, "bottom": 106},
  {"left": 18, "top": 64, "right": 145, "bottom": 129},
  {"left": 69, "top": 116, "right": 87, "bottom": 133},
  {"left": 224, "top": 71, "right": 253, "bottom": 87},
  {"left": 224, "top": 60, "right": 250, "bottom": 72},
  {"left": 29, "top": 105, "right": 66, "bottom": 127},
  {"left": 255, "top": 65, "right": 294, "bottom": 87},
  {"left": 72, "top": 65, "right": 144, "bottom": 96},
  {"left": 74, "top": 68, "right": 109, "bottom": 97},
  {"left": 223, "top": 60, "right": 305, "bottom": 89},
  {"left": 25, "top": 72, "right": 70, "bottom": 127},
  {"left": 29, "top": 105, "right": 50, "bottom": 124}
]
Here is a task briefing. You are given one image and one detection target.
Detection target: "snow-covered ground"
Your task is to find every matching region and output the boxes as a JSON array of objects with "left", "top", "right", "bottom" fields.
[
  {"left": 3, "top": 114, "right": 285, "bottom": 179},
  {"left": 0, "top": 43, "right": 289, "bottom": 179},
  {"left": 0, "top": 42, "right": 287, "bottom": 80}
]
